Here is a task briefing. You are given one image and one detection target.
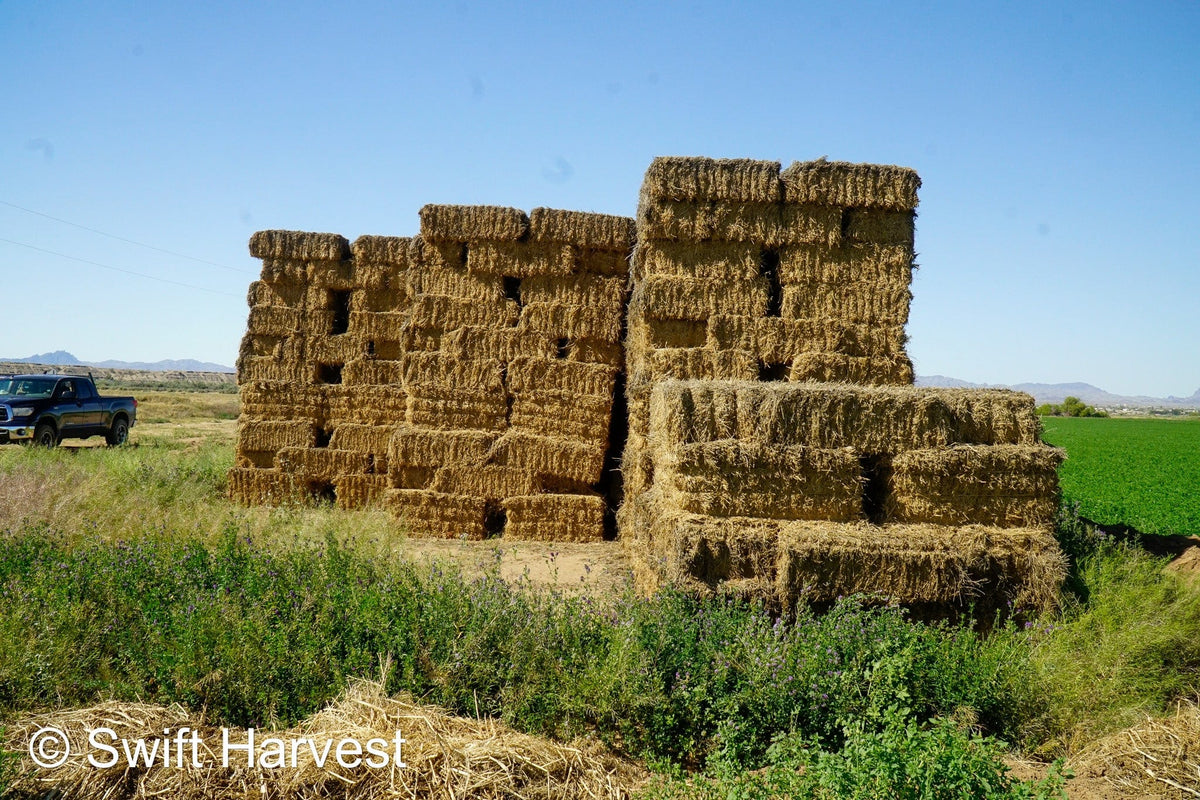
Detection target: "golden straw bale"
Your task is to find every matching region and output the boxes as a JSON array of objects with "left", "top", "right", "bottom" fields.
[
  {"left": 780, "top": 160, "right": 921, "bottom": 211},
  {"left": 707, "top": 315, "right": 908, "bottom": 360},
  {"left": 408, "top": 235, "right": 466, "bottom": 272},
  {"left": 510, "top": 392, "right": 614, "bottom": 441},
  {"left": 237, "top": 356, "right": 310, "bottom": 384},
  {"left": 228, "top": 467, "right": 303, "bottom": 506},
  {"left": 304, "top": 333, "right": 364, "bottom": 365},
  {"left": 654, "top": 442, "right": 863, "bottom": 521},
  {"left": 520, "top": 273, "right": 628, "bottom": 309},
  {"left": 409, "top": 262, "right": 504, "bottom": 302},
  {"left": 429, "top": 465, "right": 540, "bottom": 500},
  {"left": 237, "top": 420, "right": 320, "bottom": 452},
  {"left": 886, "top": 445, "right": 1064, "bottom": 527},
  {"left": 639, "top": 318, "right": 709, "bottom": 350},
  {"left": 390, "top": 465, "right": 436, "bottom": 490},
  {"left": 639, "top": 200, "right": 842, "bottom": 247},
  {"left": 492, "top": 429, "right": 608, "bottom": 485},
  {"left": 528, "top": 207, "right": 637, "bottom": 251},
  {"left": 324, "top": 385, "right": 408, "bottom": 427},
  {"left": 780, "top": 281, "right": 912, "bottom": 325},
  {"left": 638, "top": 347, "right": 759, "bottom": 382},
  {"left": 409, "top": 293, "right": 520, "bottom": 331},
  {"left": 256, "top": 257, "right": 309, "bottom": 284},
  {"left": 234, "top": 448, "right": 276, "bottom": 469},
  {"left": 246, "top": 305, "right": 301, "bottom": 337},
  {"left": 504, "top": 493, "right": 607, "bottom": 542},
  {"left": 249, "top": 230, "right": 350, "bottom": 261},
  {"left": 507, "top": 356, "right": 618, "bottom": 398},
  {"left": 575, "top": 247, "right": 632, "bottom": 276},
  {"left": 389, "top": 427, "right": 497, "bottom": 468},
  {"left": 843, "top": 209, "right": 916, "bottom": 246},
  {"left": 407, "top": 396, "right": 508, "bottom": 432},
  {"left": 402, "top": 352, "right": 505, "bottom": 392},
  {"left": 519, "top": 301, "right": 624, "bottom": 343},
  {"left": 348, "top": 287, "right": 407, "bottom": 313},
  {"left": 388, "top": 489, "right": 489, "bottom": 539},
  {"left": 638, "top": 274, "right": 768, "bottom": 319},
  {"left": 247, "top": 280, "right": 307, "bottom": 308},
  {"left": 441, "top": 325, "right": 557, "bottom": 362},
  {"left": 275, "top": 447, "right": 371, "bottom": 481},
  {"left": 566, "top": 337, "right": 625, "bottom": 367},
  {"left": 778, "top": 242, "right": 914, "bottom": 285},
  {"left": 237, "top": 332, "right": 287, "bottom": 362},
  {"left": 464, "top": 240, "right": 575, "bottom": 277},
  {"left": 329, "top": 423, "right": 396, "bottom": 456},
  {"left": 348, "top": 310, "right": 407, "bottom": 341},
  {"left": 788, "top": 352, "right": 916, "bottom": 385},
  {"left": 332, "top": 474, "right": 390, "bottom": 510},
  {"left": 642, "top": 156, "right": 782, "bottom": 203},
  {"left": 350, "top": 234, "right": 411, "bottom": 267},
  {"left": 633, "top": 241, "right": 762, "bottom": 281},
  {"left": 238, "top": 381, "right": 323, "bottom": 423},
  {"left": 419, "top": 204, "right": 530, "bottom": 242},
  {"left": 342, "top": 358, "right": 405, "bottom": 386},
  {"left": 307, "top": 260, "right": 356, "bottom": 291}
]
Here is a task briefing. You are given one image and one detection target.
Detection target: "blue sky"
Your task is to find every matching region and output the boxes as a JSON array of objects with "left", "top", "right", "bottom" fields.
[{"left": 3, "top": 1, "right": 1197, "bottom": 396}]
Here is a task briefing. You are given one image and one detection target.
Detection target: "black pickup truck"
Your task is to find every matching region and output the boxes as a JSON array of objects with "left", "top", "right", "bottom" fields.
[{"left": 0, "top": 375, "right": 137, "bottom": 447}]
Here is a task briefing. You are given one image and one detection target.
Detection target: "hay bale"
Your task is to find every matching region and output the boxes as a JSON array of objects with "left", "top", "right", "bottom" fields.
[
  {"left": 655, "top": 442, "right": 863, "bottom": 520},
  {"left": 409, "top": 293, "right": 520, "bottom": 331},
  {"left": 642, "top": 156, "right": 782, "bottom": 203},
  {"left": 307, "top": 260, "right": 357, "bottom": 291},
  {"left": 637, "top": 274, "right": 768, "bottom": 320},
  {"left": 442, "top": 326, "right": 557, "bottom": 362},
  {"left": 348, "top": 310, "right": 407, "bottom": 341},
  {"left": 886, "top": 445, "right": 1064, "bottom": 527},
  {"left": 504, "top": 493, "right": 607, "bottom": 542},
  {"left": 2, "top": 682, "right": 644, "bottom": 800},
  {"left": 246, "top": 305, "right": 301, "bottom": 337},
  {"left": 247, "top": 280, "right": 308, "bottom": 308},
  {"left": 256, "top": 257, "right": 311, "bottom": 284},
  {"left": 529, "top": 207, "right": 637, "bottom": 251},
  {"left": 492, "top": 430, "right": 608, "bottom": 485},
  {"left": 464, "top": 240, "right": 575, "bottom": 278},
  {"left": 507, "top": 356, "right": 617, "bottom": 398},
  {"left": 780, "top": 281, "right": 912, "bottom": 325},
  {"left": 237, "top": 420, "right": 320, "bottom": 452},
  {"left": 249, "top": 230, "right": 350, "bottom": 261},
  {"left": 228, "top": 467, "right": 303, "bottom": 506},
  {"left": 325, "top": 385, "right": 408, "bottom": 427},
  {"left": 407, "top": 395, "right": 509, "bottom": 432},
  {"left": 402, "top": 352, "right": 505, "bottom": 393},
  {"left": 349, "top": 287, "right": 407, "bottom": 313},
  {"left": 637, "top": 346, "right": 758, "bottom": 382},
  {"left": 780, "top": 160, "right": 921, "bottom": 211},
  {"left": 236, "top": 356, "right": 311, "bottom": 384},
  {"left": 639, "top": 318, "right": 709, "bottom": 350},
  {"left": 520, "top": 273, "right": 627, "bottom": 309},
  {"left": 510, "top": 392, "right": 614, "bottom": 441},
  {"left": 389, "top": 427, "right": 497, "bottom": 468},
  {"left": 276, "top": 447, "right": 372, "bottom": 481},
  {"left": 787, "top": 352, "right": 915, "bottom": 385},
  {"left": 574, "top": 247, "right": 632, "bottom": 277},
  {"left": 350, "top": 234, "right": 411, "bottom": 267},
  {"left": 419, "top": 204, "right": 530, "bottom": 242},
  {"left": 639, "top": 200, "right": 841, "bottom": 247},
  {"left": 842, "top": 209, "right": 916, "bottom": 246},
  {"left": 565, "top": 337, "right": 625, "bottom": 367},
  {"left": 234, "top": 448, "right": 276, "bottom": 469},
  {"left": 388, "top": 489, "right": 489, "bottom": 539},
  {"left": 328, "top": 423, "right": 396, "bottom": 457},
  {"left": 707, "top": 315, "right": 909, "bottom": 360},
  {"left": 409, "top": 262, "right": 504, "bottom": 302},
  {"left": 342, "top": 358, "right": 405, "bottom": 386},
  {"left": 239, "top": 381, "right": 323, "bottom": 423},
  {"left": 429, "top": 465, "right": 540, "bottom": 500},
  {"left": 518, "top": 301, "right": 624, "bottom": 343},
  {"left": 305, "top": 333, "right": 365, "bottom": 365},
  {"left": 633, "top": 241, "right": 762, "bottom": 281},
  {"left": 333, "top": 474, "right": 390, "bottom": 510},
  {"left": 778, "top": 242, "right": 914, "bottom": 285}
]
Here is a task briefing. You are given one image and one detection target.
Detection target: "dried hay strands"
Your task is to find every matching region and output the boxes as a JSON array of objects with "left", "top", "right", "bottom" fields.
[
  {"left": 333, "top": 474, "right": 390, "bottom": 510},
  {"left": 2, "top": 682, "right": 645, "bottom": 800},
  {"left": 388, "top": 489, "right": 489, "bottom": 539},
  {"left": 247, "top": 280, "right": 307, "bottom": 308},
  {"left": 402, "top": 352, "right": 505, "bottom": 393},
  {"left": 350, "top": 234, "right": 412, "bottom": 267},
  {"left": 249, "top": 229, "right": 350, "bottom": 262},
  {"left": 408, "top": 293, "right": 520, "bottom": 331},
  {"left": 637, "top": 274, "right": 768, "bottom": 319},
  {"left": 342, "top": 358, "right": 405, "bottom": 387},
  {"left": 429, "top": 465, "right": 541, "bottom": 500},
  {"left": 389, "top": 426, "right": 497, "bottom": 468},
  {"left": 519, "top": 273, "right": 628, "bottom": 309},
  {"left": 507, "top": 356, "right": 618, "bottom": 398},
  {"left": 633, "top": 240, "right": 762, "bottom": 281},
  {"left": 246, "top": 305, "right": 302, "bottom": 337},
  {"left": 707, "top": 315, "right": 909, "bottom": 361},
  {"left": 406, "top": 395, "right": 509, "bottom": 433},
  {"left": 441, "top": 325, "right": 557, "bottom": 362},
  {"left": 419, "top": 204, "right": 530, "bottom": 242},
  {"left": 510, "top": 392, "right": 614, "bottom": 442},
  {"left": 408, "top": 262, "right": 504, "bottom": 303},
  {"left": 275, "top": 447, "right": 371, "bottom": 481},
  {"left": 780, "top": 281, "right": 912, "bottom": 325},
  {"left": 780, "top": 160, "right": 921, "bottom": 211},
  {"left": 237, "top": 420, "right": 320, "bottom": 452},
  {"left": 787, "top": 352, "right": 915, "bottom": 386},
  {"left": 1069, "top": 700, "right": 1200, "bottom": 800},
  {"left": 638, "top": 200, "right": 842, "bottom": 247},
  {"left": 228, "top": 467, "right": 303, "bottom": 506},
  {"left": 504, "top": 493, "right": 608, "bottom": 543},
  {"left": 492, "top": 429, "right": 608, "bottom": 486},
  {"left": 328, "top": 423, "right": 397, "bottom": 457},
  {"left": 642, "top": 156, "right": 783, "bottom": 204},
  {"left": 528, "top": 207, "right": 637, "bottom": 251},
  {"left": 777, "top": 242, "right": 914, "bottom": 285},
  {"left": 842, "top": 209, "right": 916, "bottom": 246},
  {"left": 518, "top": 301, "right": 624, "bottom": 344},
  {"left": 464, "top": 240, "right": 575, "bottom": 278}
]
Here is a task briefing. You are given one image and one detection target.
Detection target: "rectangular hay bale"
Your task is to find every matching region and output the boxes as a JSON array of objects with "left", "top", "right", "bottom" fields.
[
  {"left": 387, "top": 489, "right": 489, "bottom": 539},
  {"left": 249, "top": 230, "right": 350, "bottom": 262},
  {"left": 503, "top": 493, "right": 607, "bottom": 543},
  {"left": 642, "top": 157, "right": 782, "bottom": 204},
  {"left": 419, "top": 205, "right": 530, "bottom": 242},
  {"left": 528, "top": 207, "right": 636, "bottom": 251},
  {"left": 780, "top": 160, "right": 920, "bottom": 211}
]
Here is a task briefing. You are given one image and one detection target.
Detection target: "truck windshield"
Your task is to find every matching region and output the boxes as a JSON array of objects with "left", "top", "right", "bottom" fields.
[{"left": 0, "top": 378, "right": 57, "bottom": 398}]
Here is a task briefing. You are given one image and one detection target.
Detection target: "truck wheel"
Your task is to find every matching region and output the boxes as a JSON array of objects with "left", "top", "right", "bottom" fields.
[
  {"left": 106, "top": 417, "right": 130, "bottom": 446},
  {"left": 34, "top": 422, "right": 59, "bottom": 448}
]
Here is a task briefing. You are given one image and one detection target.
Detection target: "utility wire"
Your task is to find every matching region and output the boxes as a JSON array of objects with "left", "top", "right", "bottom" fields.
[
  {"left": 0, "top": 199, "right": 253, "bottom": 274},
  {"left": 0, "top": 237, "right": 240, "bottom": 298}
]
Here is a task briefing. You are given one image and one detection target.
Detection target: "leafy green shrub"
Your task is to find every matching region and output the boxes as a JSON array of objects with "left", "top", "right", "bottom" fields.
[{"left": 1036, "top": 397, "right": 1107, "bottom": 417}]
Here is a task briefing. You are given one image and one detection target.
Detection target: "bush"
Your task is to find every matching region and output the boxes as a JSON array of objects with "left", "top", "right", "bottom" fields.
[{"left": 1036, "top": 397, "right": 1107, "bottom": 417}]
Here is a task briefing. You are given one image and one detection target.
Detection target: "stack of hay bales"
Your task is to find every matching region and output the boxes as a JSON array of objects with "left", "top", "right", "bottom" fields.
[
  {"left": 621, "top": 157, "right": 1066, "bottom": 613},
  {"left": 231, "top": 230, "right": 411, "bottom": 510},
  {"left": 386, "top": 205, "right": 634, "bottom": 541}
]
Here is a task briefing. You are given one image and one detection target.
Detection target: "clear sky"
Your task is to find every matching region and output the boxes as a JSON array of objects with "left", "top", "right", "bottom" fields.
[{"left": 3, "top": 1, "right": 1197, "bottom": 397}]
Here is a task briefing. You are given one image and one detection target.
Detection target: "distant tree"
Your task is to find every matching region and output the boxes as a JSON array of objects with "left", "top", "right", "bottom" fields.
[{"left": 1037, "top": 396, "right": 1109, "bottom": 417}]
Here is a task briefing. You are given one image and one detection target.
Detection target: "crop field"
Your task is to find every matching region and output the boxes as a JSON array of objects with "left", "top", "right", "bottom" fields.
[
  {"left": 1041, "top": 416, "right": 1200, "bottom": 537},
  {"left": 1, "top": 390, "right": 1199, "bottom": 798}
]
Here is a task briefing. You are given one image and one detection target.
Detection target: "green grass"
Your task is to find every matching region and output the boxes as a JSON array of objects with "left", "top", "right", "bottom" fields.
[{"left": 1040, "top": 416, "right": 1200, "bottom": 536}]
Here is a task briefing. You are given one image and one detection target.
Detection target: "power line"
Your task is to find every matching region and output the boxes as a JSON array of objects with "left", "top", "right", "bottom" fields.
[
  {"left": 0, "top": 237, "right": 240, "bottom": 297},
  {"left": 0, "top": 199, "right": 254, "bottom": 275}
]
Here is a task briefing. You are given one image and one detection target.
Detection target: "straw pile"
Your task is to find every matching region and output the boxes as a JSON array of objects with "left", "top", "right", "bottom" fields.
[
  {"left": 1070, "top": 700, "right": 1200, "bottom": 799},
  {"left": 620, "top": 156, "right": 1066, "bottom": 613},
  {"left": 3, "top": 681, "right": 645, "bottom": 799},
  {"left": 385, "top": 205, "right": 634, "bottom": 541},
  {"left": 232, "top": 231, "right": 412, "bottom": 509}
]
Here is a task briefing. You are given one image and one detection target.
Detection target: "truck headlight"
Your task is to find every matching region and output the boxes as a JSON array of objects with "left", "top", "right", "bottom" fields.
[{"left": 9, "top": 406, "right": 34, "bottom": 419}]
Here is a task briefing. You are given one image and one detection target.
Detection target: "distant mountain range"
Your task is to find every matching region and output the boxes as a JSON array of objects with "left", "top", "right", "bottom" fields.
[
  {"left": 4, "top": 351, "right": 234, "bottom": 374},
  {"left": 917, "top": 375, "right": 1200, "bottom": 409}
]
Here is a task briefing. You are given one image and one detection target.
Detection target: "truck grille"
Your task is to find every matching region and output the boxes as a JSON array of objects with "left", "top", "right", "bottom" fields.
[{"left": 0, "top": 407, "right": 9, "bottom": 422}]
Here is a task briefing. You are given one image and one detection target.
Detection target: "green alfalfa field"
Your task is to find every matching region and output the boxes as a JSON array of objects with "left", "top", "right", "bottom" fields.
[{"left": 0, "top": 389, "right": 1198, "bottom": 798}]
